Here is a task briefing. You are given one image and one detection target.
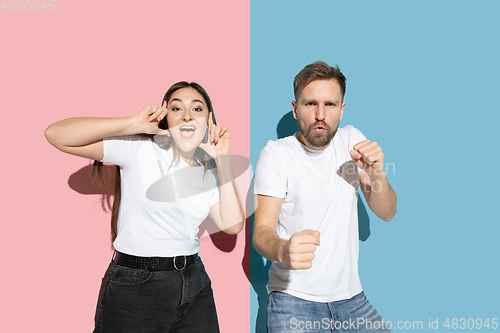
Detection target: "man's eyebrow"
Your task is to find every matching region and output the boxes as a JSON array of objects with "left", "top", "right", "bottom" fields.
[
  {"left": 170, "top": 98, "right": 205, "bottom": 105},
  {"left": 302, "top": 98, "right": 340, "bottom": 104}
]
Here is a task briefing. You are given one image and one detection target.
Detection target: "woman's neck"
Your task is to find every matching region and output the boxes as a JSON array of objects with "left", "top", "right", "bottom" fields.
[{"left": 179, "top": 150, "right": 201, "bottom": 167}]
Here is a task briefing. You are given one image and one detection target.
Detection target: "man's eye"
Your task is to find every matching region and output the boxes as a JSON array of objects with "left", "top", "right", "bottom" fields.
[
  {"left": 306, "top": 102, "right": 314, "bottom": 106},
  {"left": 326, "top": 103, "right": 335, "bottom": 107}
]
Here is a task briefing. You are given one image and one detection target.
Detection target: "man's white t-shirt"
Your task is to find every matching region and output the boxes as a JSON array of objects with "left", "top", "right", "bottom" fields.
[
  {"left": 254, "top": 125, "right": 366, "bottom": 302},
  {"left": 101, "top": 135, "right": 219, "bottom": 257}
]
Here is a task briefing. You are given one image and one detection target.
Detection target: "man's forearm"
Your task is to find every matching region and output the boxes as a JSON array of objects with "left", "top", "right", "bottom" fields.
[
  {"left": 366, "top": 174, "right": 397, "bottom": 221},
  {"left": 253, "top": 224, "right": 286, "bottom": 263}
]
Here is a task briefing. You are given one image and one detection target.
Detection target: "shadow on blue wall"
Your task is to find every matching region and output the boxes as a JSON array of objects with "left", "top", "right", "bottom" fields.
[{"left": 250, "top": 111, "right": 371, "bottom": 332}]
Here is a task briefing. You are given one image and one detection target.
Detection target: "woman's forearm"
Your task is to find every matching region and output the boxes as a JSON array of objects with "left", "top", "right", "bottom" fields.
[
  {"left": 216, "top": 155, "right": 245, "bottom": 234},
  {"left": 44, "top": 116, "right": 137, "bottom": 148}
]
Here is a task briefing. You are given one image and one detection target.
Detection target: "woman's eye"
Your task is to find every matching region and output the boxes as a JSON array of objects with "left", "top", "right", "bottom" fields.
[
  {"left": 193, "top": 107, "right": 203, "bottom": 112},
  {"left": 171, "top": 107, "right": 181, "bottom": 111}
]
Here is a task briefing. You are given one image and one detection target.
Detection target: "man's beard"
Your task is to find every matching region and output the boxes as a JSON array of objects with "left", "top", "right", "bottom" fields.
[{"left": 298, "top": 121, "right": 338, "bottom": 148}]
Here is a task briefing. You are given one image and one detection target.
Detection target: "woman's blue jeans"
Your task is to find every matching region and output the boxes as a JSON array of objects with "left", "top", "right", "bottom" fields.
[
  {"left": 93, "top": 257, "right": 219, "bottom": 333},
  {"left": 267, "top": 291, "right": 391, "bottom": 333}
]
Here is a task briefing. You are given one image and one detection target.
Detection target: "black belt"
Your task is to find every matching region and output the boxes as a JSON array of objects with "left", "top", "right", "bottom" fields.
[{"left": 113, "top": 251, "right": 198, "bottom": 271}]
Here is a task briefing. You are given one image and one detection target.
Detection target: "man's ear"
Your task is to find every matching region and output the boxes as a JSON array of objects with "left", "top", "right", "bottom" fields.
[
  {"left": 340, "top": 101, "right": 346, "bottom": 121},
  {"left": 292, "top": 100, "right": 298, "bottom": 119}
]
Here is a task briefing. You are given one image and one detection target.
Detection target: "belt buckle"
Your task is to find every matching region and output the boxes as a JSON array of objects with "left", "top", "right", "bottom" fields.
[{"left": 174, "top": 255, "right": 187, "bottom": 271}]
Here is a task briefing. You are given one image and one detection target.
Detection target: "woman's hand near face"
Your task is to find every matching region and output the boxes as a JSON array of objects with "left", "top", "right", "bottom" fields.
[
  {"left": 132, "top": 105, "right": 170, "bottom": 136},
  {"left": 44, "top": 104, "right": 171, "bottom": 161},
  {"left": 199, "top": 112, "right": 230, "bottom": 158}
]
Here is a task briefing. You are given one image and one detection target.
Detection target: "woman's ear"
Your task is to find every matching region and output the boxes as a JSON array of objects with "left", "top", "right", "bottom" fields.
[{"left": 162, "top": 100, "right": 167, "bottom": 108}]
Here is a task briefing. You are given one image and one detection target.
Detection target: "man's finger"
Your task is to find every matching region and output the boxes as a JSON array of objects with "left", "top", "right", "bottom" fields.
[
  {"left": 298, "top": 244, "right": 317, "bottom": 254},
  {"left": 353, "top": 139, "right": 371, "bottom": 151},
  {"left": 302, "top": 229, "right": 320, "bottom": 245},
  {"left": 355, "top": 141, "right": 379, "bottom": 156},
  {"left": 354, "top": 159, "right": 366, "bottom": 170},
  {"left": 290, "top": 252, "right": 315, "bottom": 263}
]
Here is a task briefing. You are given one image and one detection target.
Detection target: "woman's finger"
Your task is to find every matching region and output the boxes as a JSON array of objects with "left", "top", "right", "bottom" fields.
[
  {"left": 213, "top": 125, "right": 221, "bottom": 144},
  {"left": 219, "top": 125, "right": 229, "bottom": 138},
  {"left": 157, "top": 106, "right": 168, "bottom": 121},
  {"left": 147, "top": 105, "right": 156, "bottom": 120},
  {"left": 209, "top": 123, "right": 215, "bottom": 143},
  {"left": 149, "top": 106, "right": 163, "bottom": 122}
]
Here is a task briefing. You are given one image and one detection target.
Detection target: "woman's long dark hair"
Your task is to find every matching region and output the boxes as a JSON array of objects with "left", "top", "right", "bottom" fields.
[{"left": 91, "top": 82, "right": 216, "bottom": 245}]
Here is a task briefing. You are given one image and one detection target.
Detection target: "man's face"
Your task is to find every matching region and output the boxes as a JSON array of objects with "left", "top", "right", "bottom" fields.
[{"left": 292, "top": 79, "right": 345, "bottom": 150}]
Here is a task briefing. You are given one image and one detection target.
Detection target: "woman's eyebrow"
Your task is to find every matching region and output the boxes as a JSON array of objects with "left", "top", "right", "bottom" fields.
[{"left": 170, "top": 98, "right": 205, "bottom": 105}]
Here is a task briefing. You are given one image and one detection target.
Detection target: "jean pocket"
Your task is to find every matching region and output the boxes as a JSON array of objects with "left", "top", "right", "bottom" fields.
[
  {"left": 196, "top": 257, "right": 206, "bottom": 273},
  {"left": 109, "top": 265, "right": 154, "bottom": 287}
]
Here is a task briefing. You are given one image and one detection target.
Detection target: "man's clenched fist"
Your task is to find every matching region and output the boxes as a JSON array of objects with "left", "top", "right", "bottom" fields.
[{"left": 283, "top": 229, "right": 320, "bottom": 270}]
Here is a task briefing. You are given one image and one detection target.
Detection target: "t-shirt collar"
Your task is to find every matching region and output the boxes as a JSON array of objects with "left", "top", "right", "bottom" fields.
[{"left": 294, "top": 132, "right": 333, "bottom": 156}]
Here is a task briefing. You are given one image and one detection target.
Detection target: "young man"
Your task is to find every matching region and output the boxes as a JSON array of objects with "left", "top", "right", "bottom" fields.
[{"left": 253, "top": 61, "right": 397, "bottom": 332}]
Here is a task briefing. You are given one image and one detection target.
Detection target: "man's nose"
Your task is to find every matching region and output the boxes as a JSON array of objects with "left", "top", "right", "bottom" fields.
[{"left": 315, "top": 105, "right": 325, "bottom": 121}]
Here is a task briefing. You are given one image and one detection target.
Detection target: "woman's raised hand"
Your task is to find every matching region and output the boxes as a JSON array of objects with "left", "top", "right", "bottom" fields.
[
  {"left": 199, "top": 112, "right": 230, "bottom": 158},
  {"left": 133, "top": 105, "right": 170, "bottom": 136}
]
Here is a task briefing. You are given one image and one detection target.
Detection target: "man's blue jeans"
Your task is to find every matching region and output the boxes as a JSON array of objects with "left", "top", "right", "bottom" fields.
[
  {"left": 267, "top": 291, "right": 392, "bottom": 332},
  {"left": 93, "top": 257, "right": 219, "bottom": 333}
]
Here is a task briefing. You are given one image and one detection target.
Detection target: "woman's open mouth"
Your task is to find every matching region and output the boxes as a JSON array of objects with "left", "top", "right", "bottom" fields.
[{"left": 179, "top": 125, "right": 196, "bottom": 140}]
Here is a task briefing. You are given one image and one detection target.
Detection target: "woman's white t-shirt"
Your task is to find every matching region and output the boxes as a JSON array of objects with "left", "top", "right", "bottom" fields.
[{"left": 101, "top": 135, "right": 219, "bottom": 257}]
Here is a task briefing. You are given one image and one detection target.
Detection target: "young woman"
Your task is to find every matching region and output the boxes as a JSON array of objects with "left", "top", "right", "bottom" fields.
[{"left": 45, "top": 81, "right": 245, "bottom": 333}]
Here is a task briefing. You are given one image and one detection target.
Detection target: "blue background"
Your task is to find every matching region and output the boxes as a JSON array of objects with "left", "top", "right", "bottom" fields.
[{"left": 250, "top": 1, "right": 500, "bottom": 332}]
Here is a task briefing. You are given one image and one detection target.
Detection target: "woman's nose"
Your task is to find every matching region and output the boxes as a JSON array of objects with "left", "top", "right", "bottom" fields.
[{"left": 182, "top": 109, "right": 193, "bottom": 121}]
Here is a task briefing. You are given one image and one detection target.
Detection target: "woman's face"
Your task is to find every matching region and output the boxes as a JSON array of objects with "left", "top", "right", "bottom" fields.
[{"left": 165, "top": 87, "right": 210, "bottom": 156}]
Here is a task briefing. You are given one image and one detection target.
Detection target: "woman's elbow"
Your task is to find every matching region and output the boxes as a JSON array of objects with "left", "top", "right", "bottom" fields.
[
  {"left": 221, "top": 221, "right": 244, "bottom": 235},
  {"left": 44, "top": 124, "right": 57, "bottom": 146}
]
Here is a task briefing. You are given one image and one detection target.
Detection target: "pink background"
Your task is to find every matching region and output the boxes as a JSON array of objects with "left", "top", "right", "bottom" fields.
[{"left": 0, "top": 1, "right": 249, "bottom": 332}]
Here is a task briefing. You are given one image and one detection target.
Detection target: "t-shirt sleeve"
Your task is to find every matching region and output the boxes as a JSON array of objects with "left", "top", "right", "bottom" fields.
[
  {"left": 349, "top": 126, "right": 367, "bottom": 148},
  {"left": 254, "top": 142, "right": 287, "bottom": 199},
  {"left": 101, "top": 135, "right": 144, "bottom": 167}
]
